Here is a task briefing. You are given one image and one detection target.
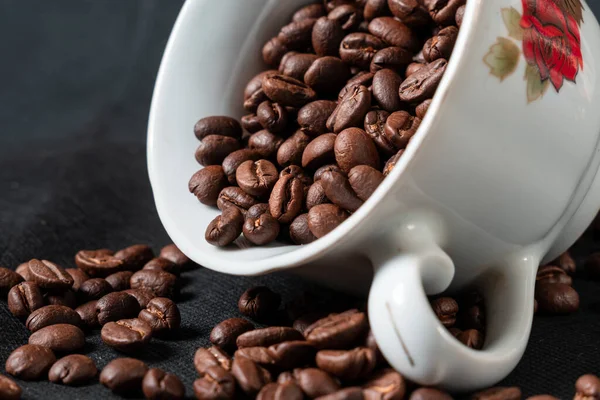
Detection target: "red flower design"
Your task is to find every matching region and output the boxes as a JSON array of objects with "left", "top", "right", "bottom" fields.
[{"left": 520, "top": 0, "right": 583, "bottom": 91}]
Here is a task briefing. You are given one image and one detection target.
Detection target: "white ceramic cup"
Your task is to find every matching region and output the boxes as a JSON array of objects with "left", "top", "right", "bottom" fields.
[{"left": 148, "top": 0, "right": 600, "bottom": 391}]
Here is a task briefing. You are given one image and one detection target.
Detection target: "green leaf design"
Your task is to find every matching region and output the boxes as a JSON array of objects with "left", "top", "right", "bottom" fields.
[
  {"left": 501, "top": 7, "right": 524, "bottom": 40},
  {"left": 524, "top": 63, "right": 550, "bottom": 103},
  {"left": 483, "top": 37, "right": 520, "bottom": 81}
]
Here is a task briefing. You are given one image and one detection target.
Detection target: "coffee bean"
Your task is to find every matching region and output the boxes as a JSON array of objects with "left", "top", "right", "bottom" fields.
[
  {"left": 194, "top": 366, "right": 236, "bottom": 399},
  {"left": 339, "top": 33, "right": 385, "bottom": 69},
  {"left": 321, "top": 170, "right": 364, "bottom": 212},
  {"left": 243, "top": 212, "right": 281, "bottom": 246},
  {"left": 339, "top": 72, "right": 375, "bottom": 100},
  {"left": 364, "top": 0, "right": 390, "bottom": 20},
  {"left": 406, "top": 62, "right": 425, "bottom": 77},
  {"left": 307, "top": 181, "right": 330, "bottom": 209},
  {"left": 143, "top": 257, "right": 180, "bottom": 276},
  {"left": 471, "top": 386, "right": 522, "bottom": 400},
  {"left": 123, "top": 288, "right": 155, "bottom": 309},
  {"left": 257, "top": 101, "right": 288, "bottom": 133},
  {"left": 399, "top": 58, "right": 447, "bottom": 103},
  {"left": 316, "top": 387, "right": 364, "bottom": 400},
  {"left": 314, "top": 164, "right": 344, "bottom": 181},
  {"left": 269, "top": 174, "right": 305, "bottom": 223},
  {"left": 235, "top": 159, "right": 279, "bottom": 198},
  {"left": 316, "top": 347, "right": 376, "bottom": 380},
  {"left": 368, "top": 17, "right": 418, "bottom": 50},
  {"left": 194, "top": 116, "right": 242, "bottom": 140},
  {"left": 330, "top": 5, "right": 363, "bottom": 30},
  {"left": 8, "top": 281, "right": 44, "bottom": 319},
  {"left": 159, "top": 244, "right": 189, "bottom": 268},
  {"left": 384, "top": 110, "right": 420, "bottom": 150},
  {"left": 231, "top": 356, "right": 272, "bottom": 396},
  {"left": 102, "top": 318, "right": 153, "bottom": 352},
  {"left": 245, "top": 88, "right": 270, "bottom": 113},
  {"left": 105, "top": 271, "right": 134, "bottom": 291},
  {"left": 535, "top": 282, "right": 579, "bottom": 314},
  {"left": 278, "top": 18, "right": 317, "bottom": 50},
  {"left": 65, "top": 268, "right": 89, "bottom": 291},
  {"left": 248, "top": 130, "right": 285, "bottom": 159},
  {"left": 75, "top": 249, "right": 123, "bottom": 277},
  {"left": 130, "top": 269, "right": 179, "bottom": 298},
  {"left": 388, "top": 0, "right": 431, "bottom": 26},
  {"left": 305, "top": 57, "right": 351, "bottom": 94},
  {"left": 258, "top": 382, "right": 304, "bottom": 400},
  {"left": 455, "top": 4, "right": 465, "bottom": 26},
  {"left": 305, "top": 309, "right": 368, "bottom": 349},
  {"left": 96, "top": 291, "right": 140, "bottom": 325},
  {"left": 371, "top": 46, "right": 413, "bottom": 72},
  {"left": 423, "top": 0, "right": 465, "bottom": 26},
  {"left": 372, "top": 69, "right": 403, "bottom": 112},
  {"left": 189, "top": 165, "right": 229, "bottom": 206},
  {"left": 5, "top": 344, "right": 56, "bottom": 380},
  {"left": 237, "top": 327, "right": 304, "bottom": 348},
  {"left": 293, "top": 368, "right": 341, "bottom": 397},
  {"left": 312, "top": 17, "right": 345, "bottom": 57},
  {"left": 269, "top": 340, "right": 316, "bottom": 369},
  {"left": 28, "top": 259, "right": 73, "bottom": 290},
  {"left": 100, "top": 357, "right": 148, "bottom": 394},
  {"left": 142, "top": 368, "right": 185, "bottom": 400},
  {"left": 294, "top": 3, "right": 327, "bottom": 22},
  {"left": 48, "top": 354, "right": 97, "bottom": 386},
  {"left": 0, "top": 374, "right": 21, "bottom": 400},
  {"left": 297, "top": 100, "right": 337, "bottom": 137},
  {"left": 262, "top": 74, "right": 318, "bottom": 108},
  {"left": 0, "top": 267, "right": 24, "bottom": 294},
  {"left": 45, "top": 289, "right": 78, "bottom": 308},
  {"left": 536, "top": 265, "right": 572, "bottom": 286},
  {"left": 348, "top": 165, "right": 384, "bottom": 201},
  {"left": 327, "top": 85, "right": 371, "bottom": 133},
  {"left": 206, "top": 207, "right": 245, "bottom": 247},
  {"left": 457, "top": 329, "right": 484, "bottom": 349},
  {"left": 195, "top": 135, "right": 241, "bottom": 166},
  {"left": 430, "top": 297, "right": 459, "bottom": 327},
  {"left": 575, "top": 374, "right": 600, "bottom": 400},
  {"left": 423, "top": 26, "right": 458, "bottom": 63},
  {"left": 551, "top": 251, "right": 576, "bottom": 275},
  {"left": 75, "top": 300, "right": 99, "bottom": 328},
  {"left": 195, "top": 346, "right": 232, "bottom": 375},
  {"left": 585, "top": 252, "right": 600, "bottom": 279},
  {"left": 363, "top": 110, "right": 394, "bottom": 154},
  {"left": 246, "top": 70, "right": 279, "bottom": 100},
  {"left": 16, "top": 262, "right": 32, "bottom": 281},
  {"left": 279, "top": 52, "right": 318, "bottom": 81},
  {"left": 238, "top": 286, "right": 281, "bottom": 321},
  {"left": 415, "top": 98, "right": 432, "bottom": 118},
  {"left": 263, "top": 37, "right": 289, "bottom": 67},
  {"left": 303, "top": 133, "right": 338, "bottom": 170},
  {"left": 334, "top": 127, "right": 380, "bottom": 173},
  {"left": 409, "top": 388, "right": 453, "bottom": 400},
  {"left": 383, "top": 149, "right": 404, "bottom": 175},
  {"left": 29, "top": 324, "right": 85, "bottom": 353},
  {"left": 308, "top": 204, "right": 349, "bottom": 238},
  {"left": 288, "top": 213, "right": 317, "bottom": 245},
  {"left": 138, "top": 297, "right": 181, "bottom": 335},
  {"left": 277, "top": 131, "right": 310, "bottom": 168},
  {"left": 26, "top": 305, "right": 82, "bottom": 332},
  {"left": 217, "top": 186, "right": 258, "bottom": 213},
  {"left": 113, "top": 244, "right": 154, "bottom": 271},
  {"left": 209, "top": 318, "right": 254, "bottom": 352},
  {"left": 79, "top": 278, "right": 113, "bottom": 301}
]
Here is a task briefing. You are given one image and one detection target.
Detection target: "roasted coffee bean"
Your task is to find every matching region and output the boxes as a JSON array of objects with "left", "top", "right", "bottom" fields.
[
  {"left": 535, "top": 282, "right": 579, "bottom": 314},
  {"left": 142, "top": 368, "right": 185, "bottom": 400},
  {"left": 305, "top": 56, "right": 351, "bottom": 94},
  {"left": 249, "top": 130, "right": 285, "bottom": 159},
  {"left": 210, "top": 318, "right": 254, "bottom": 352},
  {"left": 16, "top": 262, "right": 32, "bottom": 281},
  {"left": 348, "top": 165, "right": 384, "bottom": 201},
  {"left": 263, "top": 74, "right": 317, "bottom": 108},
  {"left": 245, "top": 88, "right": 270, "bottom": 113},
  {"left": 455, "top": 4, "right": 465, "bottom": 26},
  {"left": 471, "top": 386, "right": 522, "bottom": 400},
  {"left": 8, "top": 281, "right": 44, "bottom": 319},
  {"left": 280, "top": 165, "right": 313, "bottom": 193},
  {"left": 339, "top": 33, "right": 385, "bottom": 69},
  {"left": 399, "top": 58, "right": 447, "bottom": 103},
  {"left": 0, "top": 374, "right": 21, "bottom": 400},
  {"left": 316, "top": 347, "right": 376, "bottom": 380},
  {"left": 290, "top": 214, "right": 319, "bottom": 244},
  {"left": 269, "top": 341, "right": 316, "bottom": 369},
  {"left": 298, "top": 100, "right": 337, "bottom": 137},
  {"left": 238, "top": 286, "right": 281, "bottom": 320},
  {"left": 406, "top": 61, "right": 425, "bottom": 77},
  {"left": 384, "top": 150, "right": 403, "bottom": 177},
  {"left": 294, "top": 368, "right": 341, "bottom": 398},
  {"left": 194, "top": 116, "right": 242, "bottom": 140},
  {"left": 236, "top": 159, "right": 279, "bottom": 198},
  {"left": 277, "top": 372, "right": 295, "bottom": 384},
  {"left": 321, "top": 170, "right": 364, "bottom": 212},
  {"left": 364, "top": 110, "right": 394, "bottom": 154},
  {"left": 423, "top": 0, "right": 465, "bottom": 26},
  {"left": 194, "top": 366, "right": 236, "bottom": 399},
  {"left": 206, "top": 207, "right": 245, "bottom": 247},
  {"left": 246, "top": 70, "right": 279, "bottom": 100},
  {"left": 316, "top": 387, "right": 364, "bottom": 400},
  {"left": 243, "top": 212, "right": 281, "bottom": 245},
  {"left": 575, "top": 374, "right": 600, "bottom": 400},
  {"left": 29, "top": 323, "right": 85, "bottom": 353},
  {"left": 258, "top": 382, "right": 304, "bottom": 400},
  {"left": 372, "top": 68, "right": 403, "bottom": 112},
  {"left": 269, "top": 174, "right": 305, "bottom": 223},
  {"left": 102, "top": 318, "right": 153, "bottom": 352},
  {"left": 124, "top": 289, "right": 155, "bottom": 309},
  {"left": 75, "top": 300, "right": 99, "bottom": 328},
  {"left": 409, "top": 388, "right": 453, "bottom": 400},
  {"left": 0, "top": 267, "right": 24, "bottom": 294},
  {"left": 138, "top": 297, "right": 181, "bottom": 335},
  {"left": 195, "top": 135, "right": 241, "bottom": 166},
  {"left": 536, "top": 265, "right": 572, "bottom": 286},
  {"left": 371, "top": 46, "right": 413, "bottom": 72},
  {"left": 114, "top": 244, "right": 155, "bottom": 271},
  {"left": 278, "top": 19, "right": 317, "bottom": 50},
  {"left": 327, "top": 85, "right": 371, "bottom": 133},
  {"left": 237, "top": 327, "right": 304, "bottom": 348},
  {"left": 130, "top": 269, "right": 178, "bottom": 298},
  {"left": 218, "top": 186, "right": 258, "bottom": 213},
  {"left": 415, "top": 98, "right": 432, "bottom": 119},
  {"left": 324, "top": 0, "right": 356, "bottom": 12},
  {"left": 105, "top": 271, "right": 134, "bottom": 291},
  {"left": 45, "top": 289, "right": 78, "bottom": 308},
  {"left": 48, "top": 354, "right": 97, "bottom": 386},
  {"left": 159, "top": 244, "right": 189, "bottom": 268},
  {"left": 28, "top": 259, "right": 73, "bottom": 290},
  {"left": 66, "top": 268, "right": 89, "bottom": 291},
  {"left": 339, "top": 72, "right": 375, "bottom": 100},
  {"left": 305, "top": 309, "right": 368, "bottom": 349},
  {"left": 384, "top": 110, "right": 421, "bottom": 150},
  {"left": 189, "top": 166, "right": 229, "bottom": 206},
  {"left": 364, "top": 330, "right": 385, "bottom": 365},
  {"left": 457, "top": 329, "right": 484, "bottom": 349},
  {"left": 79, "top": 278, "right": 113, "bottom": 301},
  {"left": 388, "top": 0, "right": 431, "bottom": 26},
  {"left": 312, "top": 17, "right": 345, "bottom": 57},
  {"left": 195, "top": 346, "right": 232, "bottom": 375},
  {"left": 307, "top": 181, "right": 330, "bottom": 209},
  {"left": 423, "top": 26, "right": 458, "bottom": 62},
  {"left": 231, "top": 356, "right": 272, "bottom": 396},
  {"left": 26, "top": 305, "right": 82, "bottom": 332},
  {"left": 430, "top": 297, "right": 459, "bottom": 327},
  {"left": 303, "top": 133, "right": 338, "bottom": 170},
  {"left": 328, "top": 4, "right": 362, "bottom": 31},
  {"left": 585, "top": 252, "right": 600, "bottom": 279},
  {"left": 247, "top": 203, "right": 271, "bottom": 220},
  {"left": 100, "top": 357, "right": 148, "bottom": 394},
  {"left": 96, "top": 291, "right": 140, "bottom": 325},
  {"left": 334, "top": 127, "right": 380, "bottom": 172},
  {"left": 308, "top": 204, "right": 349, "bottom": 238},
  {"left": 365, "top": 0, "right": 390, "bottom": 20},
  {"left": 223, "top": 151, "right": 261, "bottom": 185},
  {"left": 5, "top": 344, "right": 56, "bottom": 381},
  {"left": 277, "top": 130, "right": 311, "bottom": 167},
  {"left": 368, "top": 17, "right": 418, "bottom": 50},
  {"left": 552, "top": 251, "right": 576, "bottom": 275},
  {"left": 263, "top": 37, "right": 289, "bottom": 67},
  {"left": 279, "top": 52, "right": 318, "bottom": 81},
  {"left": 314, "top": 164, "right": 345, "bottom": 181},
  {"left": 257, "top": 101, "right": 288, "bottom": 133},
  {"left": 75, "top": 249, "right": 123, "bottom": 277},
  {"left": 294, "top": 3, "right": 327, "bottom": 22}
]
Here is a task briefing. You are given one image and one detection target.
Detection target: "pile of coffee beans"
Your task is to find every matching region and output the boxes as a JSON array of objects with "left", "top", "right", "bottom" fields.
[{"left": 189, "top": 0, "right": 465, "bottom": 247}]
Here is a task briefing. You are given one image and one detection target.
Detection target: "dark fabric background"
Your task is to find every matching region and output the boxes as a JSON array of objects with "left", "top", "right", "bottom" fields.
[{"left": 1, "top": 1, "right": 599, "bottom": 399}]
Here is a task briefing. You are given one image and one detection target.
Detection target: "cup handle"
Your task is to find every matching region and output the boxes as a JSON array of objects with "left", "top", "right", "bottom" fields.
[{"left": 367, "top": 213, "right": 538, "bottom": 392}]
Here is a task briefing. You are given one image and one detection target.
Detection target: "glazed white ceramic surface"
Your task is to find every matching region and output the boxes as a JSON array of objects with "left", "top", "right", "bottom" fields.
[{"left": 148, "top": 0, "right": 600, "bottom": 391}]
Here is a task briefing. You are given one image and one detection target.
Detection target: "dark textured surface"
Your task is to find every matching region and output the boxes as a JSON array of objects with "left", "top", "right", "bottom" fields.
[{"left": 1, "top": 1, "right": 600, "bottom": 399}]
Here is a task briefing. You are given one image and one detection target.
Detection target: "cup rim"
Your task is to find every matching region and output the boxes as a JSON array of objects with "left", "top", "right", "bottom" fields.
[{"left": 147, "top": 0, "right": 480, "bottom": 275}]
